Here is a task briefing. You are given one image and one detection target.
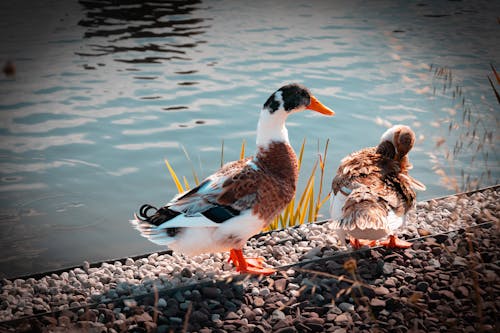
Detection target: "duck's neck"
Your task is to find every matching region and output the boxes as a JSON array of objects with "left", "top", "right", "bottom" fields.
[{"left": 255, "top": 108, "right": 289, "bottom": 149}]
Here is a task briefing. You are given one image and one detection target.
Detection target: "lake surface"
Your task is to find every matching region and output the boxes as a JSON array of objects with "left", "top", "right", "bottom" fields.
[{"left": 0, "top": 0, "right": 498, "bottom": 278}]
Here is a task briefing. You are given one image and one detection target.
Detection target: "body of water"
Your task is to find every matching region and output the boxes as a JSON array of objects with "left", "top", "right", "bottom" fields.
[{"left": 0, "top": 0, "right": 498, "bottom": 278}]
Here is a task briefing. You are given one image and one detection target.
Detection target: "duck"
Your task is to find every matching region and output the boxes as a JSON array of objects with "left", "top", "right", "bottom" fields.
[
  {"left": 329, "top": 125, "right": 426, "bottom": 249},
  {"left": 131, "top": 83, "right": 334, "bottom": 274}
]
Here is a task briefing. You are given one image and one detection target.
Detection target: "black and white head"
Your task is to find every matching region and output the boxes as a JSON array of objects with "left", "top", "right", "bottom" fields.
[
  {"left": 377, "top": 124, "right": 416, "bottom": 160},
  {"left": 263, "top": 83, "right": 334, "bottom": 116},
  {"left": 256, "top": 83, "right": 334, "bottom": 147}
]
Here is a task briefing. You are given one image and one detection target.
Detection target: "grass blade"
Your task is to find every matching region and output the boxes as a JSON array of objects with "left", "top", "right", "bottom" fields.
[
  {"left": 183, "top": 176, "right": 191, "bottom": 191},
  {"left": 491, "top": 64, "right": 500, "bottom": 84},
  {"left": 181, "top": 144, "right": 200, "bottom": 186},
  {"left": 297, "top": 139, "right": 306, "bottom": 170},
  {"left": 220, "top": 139, "right": 225, "bottom": 168},
  {"left": 164, "top": 159, "right": 185, "bottom": 193},
  {"left": 240, "top": 139, "right": 246, "bottom": 160},
  {"left": 487, "top": 75, "right": 500, "bottom": 104}
]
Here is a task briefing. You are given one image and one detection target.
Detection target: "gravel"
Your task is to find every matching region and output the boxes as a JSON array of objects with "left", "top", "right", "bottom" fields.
[{"left": 0, "top": 186, "right": 498, "bottom": 332}]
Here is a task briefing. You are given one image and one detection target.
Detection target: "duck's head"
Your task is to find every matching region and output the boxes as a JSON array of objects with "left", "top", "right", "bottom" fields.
[
  {"left": 377, "top": 125, "right": 415, "bottom": 160},
  {"left": 257, "top": 83, "right": 334, "bottom": 147},
  {"left": 263, "top": 83, "right": 334, "bottom": 116}
]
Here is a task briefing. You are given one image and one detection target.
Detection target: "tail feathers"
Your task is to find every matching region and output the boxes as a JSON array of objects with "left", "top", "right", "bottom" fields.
[
  {"left": 130, "top": 218, "right": 176, "bottom": 246},
  {"left": 334, "top": 200, "right": 388, "bottom": 231},
  {"left": 331, "top": 186, "right": 389, "bottom": 231}
]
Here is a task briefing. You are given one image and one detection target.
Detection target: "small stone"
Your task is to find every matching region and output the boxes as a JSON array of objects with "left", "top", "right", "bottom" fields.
[
  {"left": 201, "top": 287, "right": 220, "bottom": 298},
  {"left": 260, "top": 287, "right": 270, "bottom": 297},
  {"left": 338, "top": 302, "right": 354, "bottom": 312},
  {"left": 303, "top": 247, "right": 322, "bottom": 259},
  {"left": 428, "top": 258, "right": 441, "bottom": 268},
  {"left": 305, "top": 317, "right": 325, "bottom": 325},
  {"left": 417, "top": 228, "right": 431, "bottom": 236},
  {"left": 157, "top": 298, "right": 167, "bottom": 308},
  {"left": 180, "top": 268, "right": 192, "bottom": 278},
  {"left": 225, "top": 311, "right": 239, "bottom": 320},
  {"left": 334, "top": 313, "right": 351, "bottom": 324},
  {"left": 382, "top": 262, "right": 394, "bottom": 275},
  {"left": 453, "top": 257, "right": 468, "bottom": 267},
  {"left": 135, "top": 312, "right": 153, "bottom": 323},
  {"left": 370, "top": 298, "right": 386, "bottom": 308},
  {"left": 455, "top": 286, "right": 469, "bottom": 298},
  {"left": 254, "top": 297, "right": 265, "bottom": 307},
  {"left": 415, "top": 281, "right": 429, "bottom": 292},
  {"left": 439, "top": 290, "right": 456, "bottom": 300},
  {"left": 374, "top": 286, "right": 390, "bottom": 296},
  {"left": 271, "top": 309, "right": 286, "bottom": 321},
  {"left": 384, "top": 278, "right": 397, "bottom": 288},
  {"left": 174, "top": 291, "right": 185, "bottom": 303},
  {"left": 274, "top": 278, "right": 287, "bottom": 293},
  {"left": 83, "top": 261, "right": 90, "bottom": 272},
  {"left": 169, "top": 317, "right": 183, "bottom": 324},
  {"left": 113, "top": 319, "right": 127, "bottom": 331}
]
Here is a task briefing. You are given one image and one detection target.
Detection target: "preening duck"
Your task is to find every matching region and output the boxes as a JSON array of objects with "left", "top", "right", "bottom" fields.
[
  {"left": 330, "top": 125, "right": 426, "bottom": 249},
  {"left": 132, "top": 83, "right": 334, "bottom": 274}
]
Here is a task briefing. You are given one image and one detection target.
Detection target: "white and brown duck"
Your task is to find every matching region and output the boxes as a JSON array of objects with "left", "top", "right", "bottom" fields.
[
  {"left": 132, "top": 83, "right": 334, "bottom": 274},
  {"left": 329, "top": 125, "right": 426, "bottom": 249}
]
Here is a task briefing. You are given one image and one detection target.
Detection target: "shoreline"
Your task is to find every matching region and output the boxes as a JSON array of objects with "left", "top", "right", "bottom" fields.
[{"left": 5, "top": 184, "right": 498, "bottom": 282}]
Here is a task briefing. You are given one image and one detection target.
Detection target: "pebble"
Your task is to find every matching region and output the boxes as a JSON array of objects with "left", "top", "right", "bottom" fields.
[{"left": 337, "top": 302, "right": 354, "bottom": 312}]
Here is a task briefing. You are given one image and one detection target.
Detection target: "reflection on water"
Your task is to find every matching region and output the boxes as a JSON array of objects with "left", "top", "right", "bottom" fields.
[
  {"left": 0, "top": 0, "right": 498, "bottom": 278},
  {"left": 76, "top": 0, "right": 207, "bottom": 63}
]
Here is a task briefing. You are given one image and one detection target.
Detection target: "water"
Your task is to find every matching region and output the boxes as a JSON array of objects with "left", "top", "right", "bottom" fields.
[{"left": 0, "top": 0, "right": 498, "bottom": 278}]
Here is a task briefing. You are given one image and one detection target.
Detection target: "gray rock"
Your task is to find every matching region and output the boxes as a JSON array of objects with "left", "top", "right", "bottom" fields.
[
  {"left": 169, "top": 317, "right": 183, "bottom": 324},
  {"left": 338, "top": 302, "right": 354, "bottom": 312},
  {"left": 303, "top": 247, "right": 322, "bottom": 259},
  {"left": 157, "top": 298, "right": 167, "bottom": 308},
  {"left": 382, "top": 262, "right": 394, "bottom": 275},
  {"left": 271, "top": 309, "right": 286, "bottom": 321}
]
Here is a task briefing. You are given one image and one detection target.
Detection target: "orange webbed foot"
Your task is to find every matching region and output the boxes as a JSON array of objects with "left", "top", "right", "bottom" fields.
[
  {"left": 380, "top": 235, "right": 412, "bottom": 248},
  {"left": 349, "top": 236, "right": 377, "bottom": 249},
  {"left": 229, "top": 249, "right": 275, "bottom": 275}
]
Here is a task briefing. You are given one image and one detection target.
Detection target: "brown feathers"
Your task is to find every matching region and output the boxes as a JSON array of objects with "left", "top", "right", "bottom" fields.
[
  {"left": 171, "top": 142, "right": 298, "bottom": 226},
  {"left": 331, "top": 143, "right": 421, "bottom": 231}
]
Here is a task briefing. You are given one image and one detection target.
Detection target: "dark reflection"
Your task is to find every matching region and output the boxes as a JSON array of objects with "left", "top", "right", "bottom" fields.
[
  {"left": 163, "top": 106, "right": 188, "bottom": 111},
  {"left": 76, "top": 0, "right": 209, "bottom": 63}
]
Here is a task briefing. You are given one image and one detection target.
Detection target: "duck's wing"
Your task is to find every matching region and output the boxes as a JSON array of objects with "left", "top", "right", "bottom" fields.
[
  {"left": 331, "top": 148, "right": 380, "bottom": 196},
  {"left": 135, "top": 158, "right": 261, "bottom": 228}
]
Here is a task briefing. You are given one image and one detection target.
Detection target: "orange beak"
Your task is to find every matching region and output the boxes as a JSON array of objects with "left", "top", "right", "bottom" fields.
[{"left": 307, "top": 95, "right": 335, "bottom": 116}]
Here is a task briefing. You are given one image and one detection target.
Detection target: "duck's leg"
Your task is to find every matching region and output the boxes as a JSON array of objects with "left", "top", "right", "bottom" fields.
[
  {"left": 349, "top": 236, "right": 376, "bottom": 249},
  {"left": 379, "top": 235, "right": 412, "bottom": 248},
  {"left": 228, "top": 249, "right": 275, "bottom": 275}
]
